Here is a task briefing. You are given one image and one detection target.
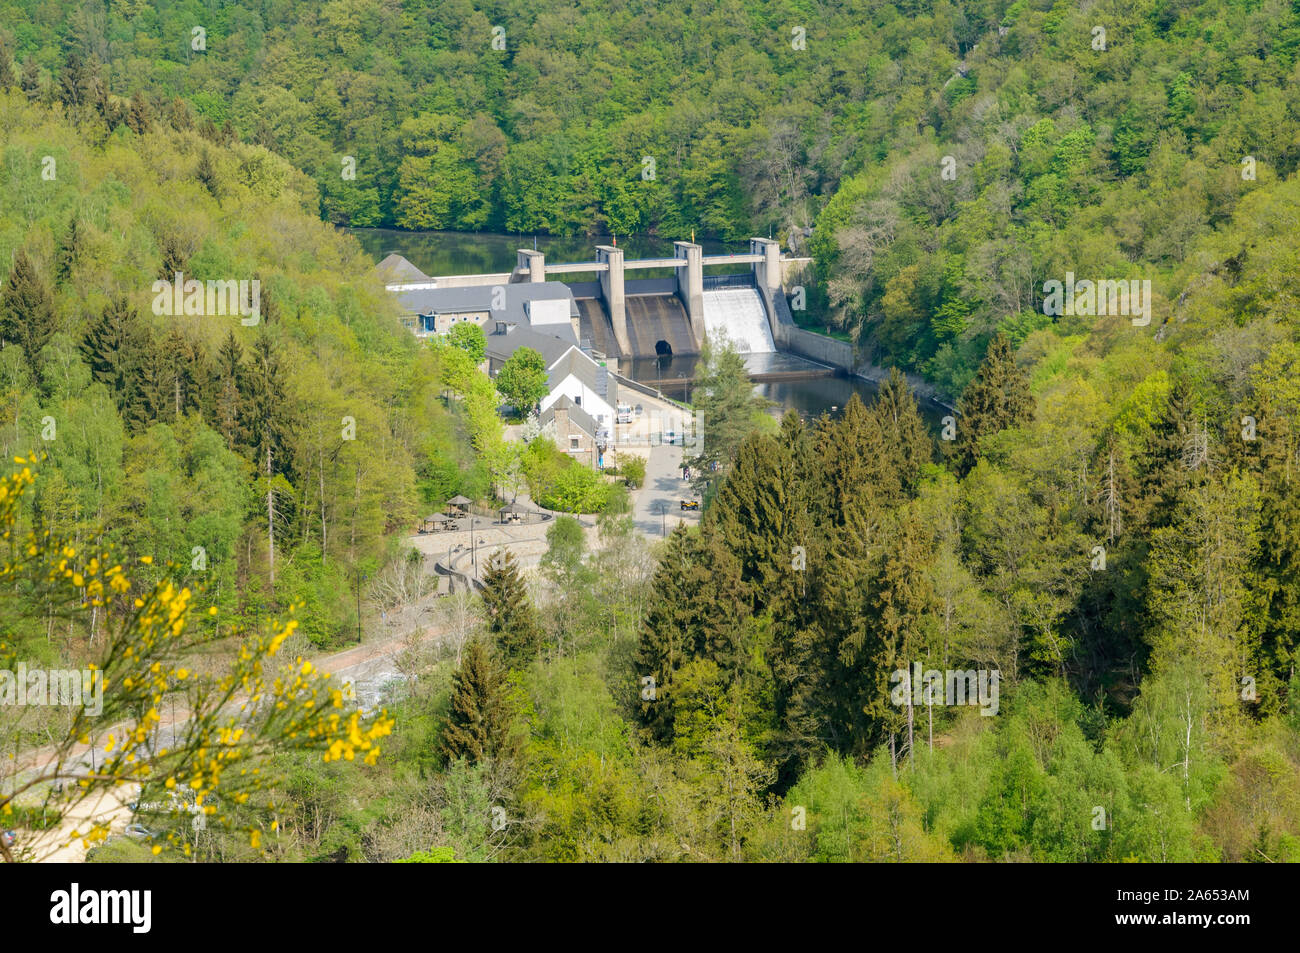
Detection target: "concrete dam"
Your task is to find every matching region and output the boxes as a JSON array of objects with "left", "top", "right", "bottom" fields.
[
  {"left": 511, "top": 238, "right": 801, "bottom": 363},
  {"left": 380, "top": 236, "right": 849, "bottom": 392}
]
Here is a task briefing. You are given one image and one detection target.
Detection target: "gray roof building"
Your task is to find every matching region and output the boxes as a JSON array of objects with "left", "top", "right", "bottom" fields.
[
  {"left": 376, "top": 254, "right": 429, "bottom": 284},
  {"left": 547, "top": 347, "right": 617, "bottom": 408},
  {"left": 396, "top": 282, "right": 577, "bottom": 328},
  {"left": 540, "top": 395, "right": 599, "bottom": 438},
  {"left": 485, "top": 324, "right": 580, "bottom": 369}
]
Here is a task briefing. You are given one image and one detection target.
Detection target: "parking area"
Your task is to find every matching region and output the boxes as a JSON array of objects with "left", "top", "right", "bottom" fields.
[{"left": 631, "top": 443, "right": 702, "bottom": 538}]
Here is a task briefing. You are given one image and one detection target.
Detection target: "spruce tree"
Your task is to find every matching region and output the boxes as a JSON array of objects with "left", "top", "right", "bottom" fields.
[
  {"left": 80, "top": 295, "right": 138, "bottom": 399},
  {"left": 55, "top": 217, "right": 83, "bottom": 286},
  {"left": 20, "top": 59, "right": 41, "bottom": 100},
  {"left": 635, "top": 526, "right": 748, "bottom": 744},
  {"left": 1252, "top": 397, "right": 1300, "bottom": 693},
  {"left": 764, "top": 410, "right": 826, "bottom": 786},
  {"left": 636, "top": 526, "right": 697, "bottom": 743},
  {"left": 481, "top": 549, "right": 543, "bottom": 667},
  {"left": 167, "top": 98, "right": 194, "bottom": 132},
  {"left": 239, "top": 333, "right": 293, "bottom": 479},
  {"left": 158, "top": 233, "right": 188, "bottom": 281},
  {"left": 126, "top": 90, "right": 151, "bottom": 135},
  {"left": 812, "top": 399, "right": 893, "bottom": 753},
  {"left": 197, "top": 149, "right": 220, "bottom": 203},
  {"left": 1139, "top": 378, "right": 1206, "bottom": 528},
  {"left": 0, "top": 250, "right": 56, "bottom": 367},
  {"left": 255, "top": 276, "right": 280, "bottom": 324},
  {"left": 0, "top": 37, "right": 14, "bottom": 89},
  {"left": 687, "top": 334, "right": 771, "bottom": 492},
  {"left": 951, "top": 332, "right": 1034, "bottom": 476},
  {"left": 872, "top": 367, "right": 932, "bottom": 494},
  {"left": 214, "top": 332, "right": 243, "bottom": 450},
  {"left": 160, "top": 328, "right": 210, "bottom": 420},
  {"left": 709, "top": 432, "right": 800, "bottom": 615},
  {"left": 57, "top": 50, "right": 86, "bottom": 107},
  {"left": 123, "top": 324, "right": 169, "bottom": 432},
  {"left": 866, "top": 506, "right": 936, "bottom": 765},
  {"left": 440, "top": 640, "right": 517, "bottom": 765}
]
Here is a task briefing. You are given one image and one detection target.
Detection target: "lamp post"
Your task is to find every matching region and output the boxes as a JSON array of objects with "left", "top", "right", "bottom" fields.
[{"left": 355, "top": 570, "right": 367, "bottom": 644}]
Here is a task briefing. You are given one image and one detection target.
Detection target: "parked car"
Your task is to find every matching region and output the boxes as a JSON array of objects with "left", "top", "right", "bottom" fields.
[
  {"left": 680, "top": 499, "right": 699, "bottom": 511},
  {"left": 124, "top": 823, "right": 156, "bottom": 840}
]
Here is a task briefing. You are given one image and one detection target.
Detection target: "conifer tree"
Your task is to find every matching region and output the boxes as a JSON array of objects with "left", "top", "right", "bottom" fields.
[
  {"left": 764, "top": 411, "right": 827, "bottom": 784},
  {"left": 951, "top": 333, "right": 1034, "bottom": 476},
  {"left": 709, "top": 432, "right": 800, "bottom": 614},
  {"left": 80, "top": 295, "right": 139, "bottom": 400},
  {"left": 124, "top": 326, "right": 170, "bottom": 432},
  {"left": 872, "top": 367, "right": 932, "bottom": 494},
  {"left": 636, "top": 526, "right": 748, "bottom": 744},
  {"left": 255, "top": 275, "right": 281, "bottom": 325},
  {"left": 158, "top": 233, "right": 188, "bottom": 280},
  {"left": 1139, "top": 378, "right": 1206, "bottom": 529},
  {"left": 1247, "top": 387, "right": 1300, "bottom": 694},
  {"left": 55, "top": 216, "right": 83, "bottom": 286},
  {"left": 636, "top": 526, "right": 697, "bottom": 743},
  {"left": 126, "top": 90, "right": 151, "bottom": 135},
  {"left": 0, "top": 37, "right": 15, "bottom": 89},
  {"left": 197, "top": 149, "right": 220, "bottom": 203},
  {"left": 20, "top": 59, "right": 41, "bottom": 100},
  {"left": 440, "top": 640, "right": 518, "bottom": 765},
  {"left": 239, "top": 333, "right": 293, "bottom": 478},
  {"left": 688, "top": 334, "right": 770, "bottom": 493},
  {"left": 866, "top": 506, "right": 936, "bottom": 767},
  {"left": 813, "top": 398, "right": 893, "bottom": 753},
  {"left": 57, "top": 50, "right": 86, "bottom": 107},
  {"left": 481, "top": 549, "right": 543, "bottom": 667},
  {"left": 214, "top": 332, "right": 243, "bottom": 450},
  {"left": 157, "top": 327, "right": 209, "bottom": 420},
  {"left": 167, "top": 97, "right": 194, "bottom": 132},
  {"left": 0, "top": 250, "right": 56, "bottom": 367}
]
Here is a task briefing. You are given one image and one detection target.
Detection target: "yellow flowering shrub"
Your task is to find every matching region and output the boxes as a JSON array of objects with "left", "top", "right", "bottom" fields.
[{"left": 0, "top": 458, "right": 393, "bottom": 861}]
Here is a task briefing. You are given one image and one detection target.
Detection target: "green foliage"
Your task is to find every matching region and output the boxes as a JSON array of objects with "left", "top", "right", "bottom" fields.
[
  {"left": 688, "top": 335, "right": 772, "bottom": 493},
  {"left": 620, "top": 454, "right": 646, "bottom": 489},
  {"left": 396, "top": 846, "right": 463, "bottom": 863},
  {"left": 440, "top": 641, "right": 520, "bottom": 766},
  {"left": 495, "top": 347, "right": 548, "bottom": 413},
  {"left": 446, "top": 321, "right": 487, "bottom": 365},
  {"left": 481, "top": 549, "right": 544, "bottom": 668},
  {"left": 0, "top": 94, "right": 457, "bottom": 652}
]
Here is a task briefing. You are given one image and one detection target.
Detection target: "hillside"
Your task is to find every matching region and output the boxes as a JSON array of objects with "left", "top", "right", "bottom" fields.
[{"left": 0, "top": 90, "right": 475, "bottom": 653}]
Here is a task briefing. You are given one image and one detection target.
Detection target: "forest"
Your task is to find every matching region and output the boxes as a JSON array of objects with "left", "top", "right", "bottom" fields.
[
  {"left": 1, "top": 0, "right": 1300, "bottom": 864},
  {"left": 6, "top": 0, "right": 1300, "bottom": 392}
]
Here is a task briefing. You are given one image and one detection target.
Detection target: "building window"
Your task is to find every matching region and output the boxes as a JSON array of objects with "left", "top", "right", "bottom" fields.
[
  {"left": 573, "top": 395, "right": 581, "bottom": 406},
  {"left": 570, "top": 436, "right": 580, "bottom": 450}
]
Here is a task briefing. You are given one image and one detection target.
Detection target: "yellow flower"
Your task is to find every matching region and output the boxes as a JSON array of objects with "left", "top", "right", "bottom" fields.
[{"left": 151, "top": 845, "right": 162, "bottom": 855}]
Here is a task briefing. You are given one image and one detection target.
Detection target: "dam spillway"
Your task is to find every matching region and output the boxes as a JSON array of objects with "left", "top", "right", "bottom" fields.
[{"left": 702, "top": 286, "right": 775, "bottom": 353}]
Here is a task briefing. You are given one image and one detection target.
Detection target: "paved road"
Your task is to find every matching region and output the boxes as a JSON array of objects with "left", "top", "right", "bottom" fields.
[
  {"left": 631, "top": 443, "right": 701, "bottom": 538},
  {"left": 9, "top": 617, "right": 450, "bottom": 862}
]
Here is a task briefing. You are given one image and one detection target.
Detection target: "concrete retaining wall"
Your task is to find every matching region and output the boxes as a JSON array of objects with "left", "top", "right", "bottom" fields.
[{"left": 781, "top": 325, "right": 854, "bottom": 368}]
